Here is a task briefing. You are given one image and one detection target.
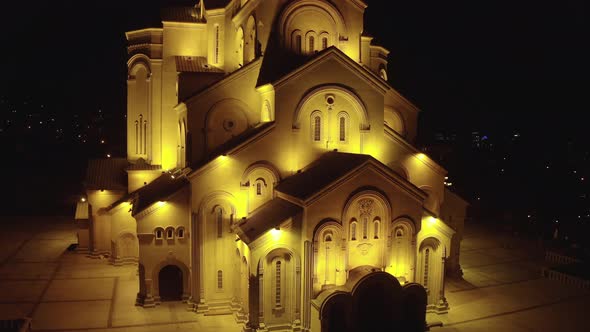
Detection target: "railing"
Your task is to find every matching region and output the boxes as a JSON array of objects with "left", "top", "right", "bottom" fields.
[
  {"left": 542, "top": 268, "right": 590, "bottom": 290},
  {"left": 545, "top": 250, "right": 582, "bottom": 266}
]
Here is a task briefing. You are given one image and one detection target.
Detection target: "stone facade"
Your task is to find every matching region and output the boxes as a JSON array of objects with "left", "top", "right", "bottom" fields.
[{"left": 77, "top": 1, "right": 468, "bottom": 331}]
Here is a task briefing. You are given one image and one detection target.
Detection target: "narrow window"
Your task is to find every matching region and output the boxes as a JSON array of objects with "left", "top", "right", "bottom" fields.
[
  {"left": 424, "top": 248, "right": 430, "bottom": 287},
  {"left": 215, "top": 25, "right": 220, "bottom": 64},
  {"left": 167, "top": 228, "right": 174, "bottom": 238},
  {"left": 313, "top": 116, "right": 321, "bottom": 141},
  {"left": 134, "top": 120, "right": 139, "bottom": 153},
  {"left": 339, "top": 116, "right": 346, "bottom": 141},
  {"left": 362, "top": 217, "right": 368, "bottom": 239},
  {"left": 143, "top": 120, "right": 147, "bottom": 154},
  {"left": 217, "top": 270, "right": 223, "bottom": 289},
  {"left": 309, "top": 36, "right": 315, "bottom": 53},
  {"left": 155, "top": 229, "right": 163, "bottom": 239},
  {"left": 373, "top": 221, "right": 379, "bottom": 239},
  {"left": 178, "top": 228, "right": 184, "bottom": 238},
  {"left": 217, "top": 208, "right": 223, "bottom": 238},
  {"left": 139, "top": 114, "right": 143, "bottom": 154},
  {"left": 322, "top": 37, "right": 328, "bottom": 50},
  {"left": 275, "top": 261, "right": 281, "bottom": 306},
  {"left": 295, "top": 35, "right": 302, "bottom": 53},
  {"left": 351, "top": 222, "right": 357, "bottom": 241},
  {"left": 256, "top": 182, "right": 262, "bottom": 196}
]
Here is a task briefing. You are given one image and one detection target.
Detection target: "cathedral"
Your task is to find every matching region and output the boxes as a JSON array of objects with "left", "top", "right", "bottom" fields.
[{"left": 75, "top": 1, "right": 468, "bottom": 331}]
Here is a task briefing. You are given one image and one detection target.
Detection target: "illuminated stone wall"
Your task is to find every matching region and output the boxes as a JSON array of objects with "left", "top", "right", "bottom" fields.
[{"left": 83, "top": 0, "right": 467, "bottom": 330}]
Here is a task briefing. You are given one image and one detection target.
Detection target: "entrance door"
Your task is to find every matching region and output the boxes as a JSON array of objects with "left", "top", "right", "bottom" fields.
[{"left": 159, "top": 265, "right": 183, "bottom": 301}]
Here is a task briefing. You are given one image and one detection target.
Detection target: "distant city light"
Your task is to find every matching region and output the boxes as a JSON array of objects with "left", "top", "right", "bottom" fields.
[
  {"left": 101, "top": 140, "right": 105, "bottom": 144},
  {"left": 106, "top": 154, "right": 111, "bottom": 158}
]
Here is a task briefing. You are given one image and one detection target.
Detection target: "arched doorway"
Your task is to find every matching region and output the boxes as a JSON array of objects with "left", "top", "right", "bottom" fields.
[{"left": 159, "top": 265, "right": 183, "bottom": 301}]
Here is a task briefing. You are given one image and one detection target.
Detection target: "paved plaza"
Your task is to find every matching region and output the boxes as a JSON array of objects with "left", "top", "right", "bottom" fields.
[{"left": 0, "top": 216, "right": 588, "bottom": 331}]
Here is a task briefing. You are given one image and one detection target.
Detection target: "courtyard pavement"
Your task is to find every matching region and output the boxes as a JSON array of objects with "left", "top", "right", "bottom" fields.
[{"left": 0, "top": 216, "right": 588, "bottom": 331}]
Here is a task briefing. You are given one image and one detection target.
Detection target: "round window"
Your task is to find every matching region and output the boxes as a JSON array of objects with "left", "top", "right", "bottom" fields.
[{"left": 223, "top": 119, "right": 235, "bottom": 132}]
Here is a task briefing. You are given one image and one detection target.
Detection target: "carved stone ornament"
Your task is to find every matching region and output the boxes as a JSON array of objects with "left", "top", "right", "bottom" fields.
[
  {"left": 357, "top": 243, "right": 373, "bottom": 256},
  {"left": 358, "top": 199, "right": 374, "bottom": 217}
]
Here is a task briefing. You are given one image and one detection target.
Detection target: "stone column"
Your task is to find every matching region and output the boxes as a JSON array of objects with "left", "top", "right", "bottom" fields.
[
  {"left": 303, "top": 241, "right": 312, "bottom": 332},
  {"left": 436, "top": 254, "right": 449, "bottom": 313}
]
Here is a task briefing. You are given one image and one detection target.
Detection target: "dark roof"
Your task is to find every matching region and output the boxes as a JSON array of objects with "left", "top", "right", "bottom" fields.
[
  {"left": 189, "top": 122, "right": 274, "bottom": 174},
  {"left": 205, "top": 0, "right": 232, "bottom": 9},
  {"left": 175, "top": 56, "right": 224, "bottom": 73},
  {"left": 161, "top": 1, "right": 230, "bottom": 23},
  {"left": 256, "top": 31, "right": 313, "bottom": 87},
  {"left": 275, "top": 152, "right": 372, "bottom": 201},
  {"left": 161, "top": 6, "right": 201, "bottom": 23},
  {"left": 126, "top": 158, "right": 161, "bottom": 171},
  {"left": 130, "top": 173, "right": 189, "bottom": 216},
  {"left": 237, "top": 198, "right": 302, "bottom": 244},
  {"left": 84, "top": 158, "right": 128, "bottom": 191}
]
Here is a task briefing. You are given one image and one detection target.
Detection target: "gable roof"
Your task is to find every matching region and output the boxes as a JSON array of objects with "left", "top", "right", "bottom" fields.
[
  {"left": 276, "top": 152, "right": 371, "bottom": 201},
  {"left": 236, "top": 197, "right": 302, "bottom": 244},
  {"left": 188, "top": 122, "right": 275, "bottom": 178},
  {"left": 175, "top": 56, "right": 224, "bottom": 73},
  {"left": 162, "top": 6, "right": 201, "bottom": 23},
  {"left": 257, "top": 45, "right": 390, "bottom": 93},
  {"left": 84, "top": 158, "right": 128, "bottom": 191},
  {"left": 107, "top": 172, "right": 189, "bottom": 216},
  {"left": 275, "top": 151, "right": 426, "bottom": 204}
]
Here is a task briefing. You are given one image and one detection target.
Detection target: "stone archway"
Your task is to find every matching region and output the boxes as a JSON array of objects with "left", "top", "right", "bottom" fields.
[{"left": 159, "top": 265, "right": 183, "bottom": 301}]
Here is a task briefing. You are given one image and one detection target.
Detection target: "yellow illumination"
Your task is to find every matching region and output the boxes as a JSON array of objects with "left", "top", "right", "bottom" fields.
[
  {"left": 269, "top": 227, "right": 282, "bottom": 241},
  {"left": 81, "top": 197, "right": 86, "bottom": 202},
  {"left": 416, "top": 153, "right": 427, "bottom": 160},
  {"left": 429, "top": 216, "right": 437, "bottom": 224},
  {"left": 156, "top": 201, "right": 166, "bottom": 207}
]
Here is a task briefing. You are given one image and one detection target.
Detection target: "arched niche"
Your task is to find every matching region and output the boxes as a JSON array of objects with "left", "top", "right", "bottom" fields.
[
  {"left": 293, "top": 85, "right": 369, "bottom": 130},
  {"left": 387, "top": 217, "right": 417, "bottom": 283},
  {"left": 417, "top": 236, "right": 443, "bottom": 306},
  {"left": 278, "top": 0, "right": 346, "bottom": 53},
  {"left": 152, "top": 258, "right": 191, "bottom": 302},
  {"left": 205, "top": 98, "right": 253, "bottom": 151},
  {"left": 384, "top": 106, "right": 405, "bottom": 137},
  {"left": 235, "top": 26, "right": 244, "bottom": 68},
  {"left": 312, "top": 219, "right": 345, "bottom": 295},
  {"left": 244, "top": 15, "right": 257, "bottom": 63},
  {"left": 257, "top": 245, "right": 301, "bottom": 330},
  {"left": 241, "top": 161, "right": 281, "bottom": 213},
  {"left": 342, "top": 189, "right": 391, "bottom": 270}
]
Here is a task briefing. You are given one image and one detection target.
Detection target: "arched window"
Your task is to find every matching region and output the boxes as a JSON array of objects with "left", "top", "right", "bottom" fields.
[
  {"left": 295, "top": 35, "right": 302, "bottom": 53},
  {"left": 275, "top": 261, "right": 282, "bottom": 306},
  {"left": 423, "top": 248, "right": 430, "bottom": 287},
  {"left": 373, "top": 220, "right": 379, "bottom": 239},
  {"left": 155, "top": 228, "right": 163, "bottom": 240},
  {"left": 216, "top": 207, "right": 223, "bottom": 238},
  {"left": 322, "top": 37, "right": 328, "bottom": 50},
  {"left": 339, "top": 116, "right": 346, "bottom": 141},
  {"left": 309, "top": 36, "right": 315, "bottom": 53},
  {"left": 166, "top": 228, "right": 174, "bottom": 239},
  {"left": 350, "top": 220, "right": 357, "bottom": 241},
  {"left": 217, "top": 270, "right": 223, "bottom": 289},
  {"left": 314, "top": 116, "right": 321, "bottom": 141},
  {"left": 256, "top": 182, "right": 262, "bottom": 195},
  {"left": 362, "top": 217, "right": 368, "bottom": 239}
]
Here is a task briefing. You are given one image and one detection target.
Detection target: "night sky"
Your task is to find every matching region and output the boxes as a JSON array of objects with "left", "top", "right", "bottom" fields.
[{"left": 0, "top": 1, "right": 587, "bottom": 238}]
